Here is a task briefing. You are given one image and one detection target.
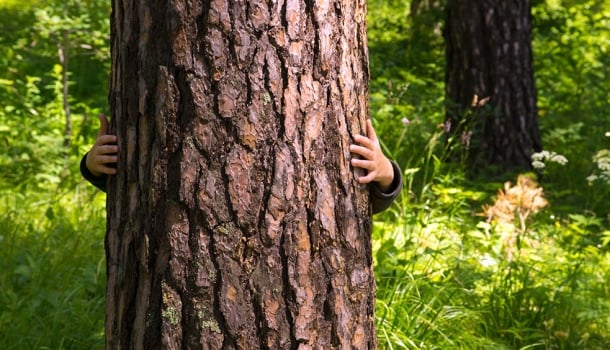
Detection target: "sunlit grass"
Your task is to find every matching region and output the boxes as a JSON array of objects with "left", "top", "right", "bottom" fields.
[
  {"left": 372, "top": 166, "right": 610, "bottom": 349},
  {"left": 0, "top": 184, "right": 106, "bottom": 349}
]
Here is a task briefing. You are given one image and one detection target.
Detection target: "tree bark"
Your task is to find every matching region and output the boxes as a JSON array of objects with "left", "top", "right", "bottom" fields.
[
  {"left": 106, "top": 1, "right": 375, "bottom": 349},
  {"left": 445, "top": 0, "right": 542, "bottom": 173},
  {"left": 58, "top": 29, "right": 72, "bottom": 149}
]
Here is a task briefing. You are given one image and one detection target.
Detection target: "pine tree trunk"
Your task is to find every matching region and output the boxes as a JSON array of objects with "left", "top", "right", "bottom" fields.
[
  {"left": 445, "top": 0, "right": 542, "bottom": 173},
  {"left": 106, "top": 1, "right": 376, "bottom": 349}
]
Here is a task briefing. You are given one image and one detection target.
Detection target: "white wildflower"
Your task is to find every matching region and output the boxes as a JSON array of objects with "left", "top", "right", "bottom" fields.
[
  {"left": 531, "top": 152, "right": 545, "bottom": 162},
  {"left": 532, "top": 161, "right": 546, "bottom": 169},
  {"left": 531, "top": 150, "right": 568, "bottom": 168},
  {"left": 550, "top": 154, "right": 568, "bottom": 165},
  {"left": 479, "top": 254, "right": 497, "bottom": 268},
  {"left": 588, "top": 149, "right": 610, "bottom": 185}
]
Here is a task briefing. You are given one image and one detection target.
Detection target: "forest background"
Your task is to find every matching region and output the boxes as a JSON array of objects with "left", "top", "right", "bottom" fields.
[{"left": 0, "top": 0, "right": 608, "bottom": 349}]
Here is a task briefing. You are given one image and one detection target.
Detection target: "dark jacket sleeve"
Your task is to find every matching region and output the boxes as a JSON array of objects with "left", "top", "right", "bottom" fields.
[
  {"left": 80, "top": 153, "right": 108, "bottom": 192},
  {"left": 370, "top": 161, "right": 403, "bottom": 214}
]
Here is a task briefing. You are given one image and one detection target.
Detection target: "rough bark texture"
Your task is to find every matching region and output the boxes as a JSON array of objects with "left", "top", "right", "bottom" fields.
[
  {"left": 445, "top": 0, "right": 542, "bottom": 172},
  {"left": 106, "top": 1, "right": 375, "bottom": 349}
]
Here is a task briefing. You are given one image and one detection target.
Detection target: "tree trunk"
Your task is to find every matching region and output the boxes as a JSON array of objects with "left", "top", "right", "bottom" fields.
[
  {"left": 410, "top": 0, "right": 444, "bottom": 17},
  {"left": 58, "top": 29, "right": 72, "bottom": 149},
  {"left": 106, "top": 1, "right": 375, "bottom": 349},
  {"left": 445, "top": 0, "right": 542, "bottom": 173}
]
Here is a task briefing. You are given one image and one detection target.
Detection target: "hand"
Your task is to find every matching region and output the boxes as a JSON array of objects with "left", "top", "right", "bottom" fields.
[
  {"left": 85, "top": 114, "right": 118, "bottom": 178},
  {"left": 350, "top": 119, "right": 394, "bottom": 192}
]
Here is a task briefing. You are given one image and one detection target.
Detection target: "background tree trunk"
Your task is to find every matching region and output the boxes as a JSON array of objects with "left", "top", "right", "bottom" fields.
[
  {"left": 106, "top": 0, "right": 375, "bottom": 349},
  {"left": 58, "top": 29, "right": 72, "bottom": 149},
  {"left": 410, "top": 0, "right": 444, "bottom": 17},
  {"left": 445, "top": 0, "right": 542, "bottom": 173}
]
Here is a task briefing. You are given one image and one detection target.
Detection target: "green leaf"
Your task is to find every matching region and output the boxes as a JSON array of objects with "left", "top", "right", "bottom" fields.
[{"left": 45, "top": 206, "right": 55, "bottom": 221}]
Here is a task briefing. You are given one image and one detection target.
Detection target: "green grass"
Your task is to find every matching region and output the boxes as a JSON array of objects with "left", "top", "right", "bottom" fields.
[
  {"left": 0, "top": 185, "right": 106, "bottom": 349},
  {"left": 2, "top": 157, "right": 608, "bottom": 349},
  {"left": 372, "top": 166, "right": 610, "bottom": 349}
]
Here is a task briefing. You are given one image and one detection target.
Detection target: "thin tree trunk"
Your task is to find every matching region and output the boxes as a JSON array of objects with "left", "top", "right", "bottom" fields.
[
  {"left": 445, "top": 0, "right": 542, "bottom": 173},
  {"left": 410, "top": 0, "right": 444, "bottom": 17},
  {"left": 58, "top": 29, "right": 72, "bottom": 148},
  {"left": 106, "top": 1, "right": 375, "bottom": 349}
]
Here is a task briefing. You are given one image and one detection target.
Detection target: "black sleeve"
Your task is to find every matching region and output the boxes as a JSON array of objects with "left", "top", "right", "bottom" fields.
[
  {"left": 80, "top": 153, "right": 108, "bottom": 193},
  {"left": 369, "top": 161, "right": 403, "bottom": 214}
]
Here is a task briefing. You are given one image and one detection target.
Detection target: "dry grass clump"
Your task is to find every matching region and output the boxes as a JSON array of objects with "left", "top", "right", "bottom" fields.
[{"left": 483, "top": 175, "right": 548, "bottom": 260}]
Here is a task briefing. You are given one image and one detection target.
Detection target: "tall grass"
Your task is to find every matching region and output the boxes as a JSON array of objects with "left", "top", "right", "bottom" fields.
[
  {"left": 0, "top": 180, "right": 106, "bottom": 349},
  {"left": 368, "top": 0, "right": 610, "bottom": 347},
  {"left": 372, "top": 122, "right": 610, "bottom": 349}
]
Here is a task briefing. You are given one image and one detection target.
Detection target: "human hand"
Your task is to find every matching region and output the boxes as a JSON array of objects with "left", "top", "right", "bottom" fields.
[
  {"left": 85, "top": 114, "right": 118, "bottom": 178},
  {"left": 350, "top": 119, "right": 394, "bottom": 192}
]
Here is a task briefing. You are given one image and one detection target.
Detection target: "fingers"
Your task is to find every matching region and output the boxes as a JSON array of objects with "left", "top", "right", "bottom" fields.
[
  {"left": 87, "top": 115, "right": 118, "bottom": 178},
  {"left": 366, "top": 119, "right": 378, "bottom": 142},
  {"left": 95, "top": 136, "right": 118, "bottom": 147},
  {"left": 351, "top": 151, "right": 376, "bottom": 184},
  {"left": 352, "top": 134, "right": 373, "bottom": 149},
  {"left": 351, "top": 154, "right": 377, "bottom": 184},
  {"left": 91, "top": 155, "right": 118, "bottom": 169},
  {"left": 349, "top": 144, "right": 374, "bottom": 160},
  {"left": 98, "top": 113, "right": 109, "bottom": 136},
  {"left": 96, "top": 153, "right": 119, "bottom": 162},
  {"left": 85, "top": 150, "right": 118, "bottom": 177},
  {"left": 87, "top": 150, "right": 118, "bottom": 173},
  {"left": 87, "top": 148, "right": 118, "bottom": 163},
  {"left": 100, "top": 167, "right": 117, "bottom": 175},
  {"left": 93, "top": 163, "right": 118, "bottom": 175},
  {"left": 87, "top": 136, "right": 118, "bottom": 177},
  {"left": 95, "top": 134, "right": 118, "bottom": 146},
  {"left": 93, "top": 144, "right": 119, "bottom": 156},
  {"left": 350, "top": 120, "right": 384, "bottom": 184},
  {"left": 89, "top": 143, "right": 118, "bottom": 172},
  {"left": 350, "top": 158, "right": 374, "bottom": 171},
  {"left": 356, "top": 172, "right": 376, "bottom": 184}
]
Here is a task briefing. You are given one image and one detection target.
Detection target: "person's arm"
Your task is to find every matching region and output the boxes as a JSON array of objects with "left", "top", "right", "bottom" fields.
[
  {"left": 368, "top": 160, "right": 403, "bottom": 214},
  {"left": 80, "top": 153, "right": 109, "bottom": 192},
  {"left": 80, "top": 114, "right": 118, "bottom": 192},
  {"left": 350, "top": 119, "right": 403, "bottom": 214}
]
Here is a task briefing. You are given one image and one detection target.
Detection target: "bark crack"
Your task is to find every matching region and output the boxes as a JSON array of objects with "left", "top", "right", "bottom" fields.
[
  {"left": 303, "top": 0, "right": 321, "bottom": 79},
  {"left": 306, "top": 173, "right": 318, "bottom": 257},
  {"left": 249, "top": 284, "right": 270, "bottom": 350},
  {"left": 322, "top": 264, "right": 340, "bottom": 347},
  {"left": 207, "top": 222, "right": 236, "bottom": 348},
  {"left": 264, "top": 42, "right": 288, "bottom": 143},
  {"left": 279, "top": 230, "right": 298, "bottom": 348}
]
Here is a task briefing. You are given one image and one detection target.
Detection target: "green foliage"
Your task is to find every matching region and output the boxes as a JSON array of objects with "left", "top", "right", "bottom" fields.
[
  {"left": 0, "top": 0, "right": 110, "bottom": 348},
  {"left": 367, "top": 0, "right": 446, "bottom": 168},
  {"left": 532, "top": 0, "right": 610, "bottom": 215},
  {"left": 0, "top": 0, "right": 109, "bottom": 193},
  {"left": 0, "top": 187, "right": 106, "bottom": 349},
  {"left": 373, "top": 176, "right": 497, "bottom": 349},
  {"left": 368, "top": 0, "right": 610, "bottom": 348},
  {"left": 0, "top": 0, "right": 109, "bottom": 111},
  {"left": 374, "top": 166, "right": 610, "bottom": 349}
]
